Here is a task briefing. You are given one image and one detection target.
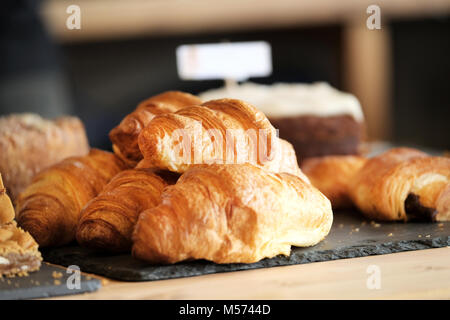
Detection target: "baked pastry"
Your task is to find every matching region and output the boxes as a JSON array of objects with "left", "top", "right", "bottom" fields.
[
  {"left": 132, "top": 164, "right": 333, "bottom": 264},
  {"left": 16, "top": 149, "right": 127, "bottom": 247},
  {"left": 109, "top": 91, "right": 202, "bottom": 166},
  {"left": 0, "top": 174, "right": 15, "bottom": 225},
  {"left": 0, "top": 113, "right": 90, "bottom": 201},
  {"left": 301, "top": 155, "right": 366, "bottom": 208},
  {"left": 0, "top": 177, "right": 41, "bottom": 277},
  {"left": 138, "top": 98, "right": 305, "bottom": 178},
  {"left": 350, "top": 148, "right": 450, "bottom": 221},
  {"left": 200, "top": 82, "right": 365, "bottom": 163},
  {"left": 0, "top": 221, "right": 42, "bottom": 277},
  {"left": 77, "top": 168, "right": 167, "bottom": 252}
]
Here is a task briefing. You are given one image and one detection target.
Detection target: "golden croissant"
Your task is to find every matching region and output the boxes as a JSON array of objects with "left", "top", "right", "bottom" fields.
[
  {"left": 350, "top": 148, "right": 450, "bottom": 221},
  {"left": 132, "top": 164, "right": 333, "bottom": 264},
  {"left": 301, "top": 155, "right": 366, "bottom": 208},
  {"left": 16, "top": 149, "right": 126, "bottom": 247},
  {"left": 109, "top": 91, "right": 201, "bottom": 166},
  {"left": 138, "top": 98, "right": 304, "bottom": 178},
  {"left": 77, "top": 168, "right": 167, "bottom": 252}
]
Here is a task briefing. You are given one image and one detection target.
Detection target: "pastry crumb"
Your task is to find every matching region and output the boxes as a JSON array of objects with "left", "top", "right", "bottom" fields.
[
  {"left": 54, "top": 279, "right": 61, "bottom": 285},
  {"left": 52, "top": 271, "right": 63, "bottom": 279}
]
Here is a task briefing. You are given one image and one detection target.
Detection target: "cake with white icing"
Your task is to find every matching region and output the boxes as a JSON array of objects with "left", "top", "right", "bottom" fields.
[{"left": 200, "top": 82, "right": 365, "bottom": 162}]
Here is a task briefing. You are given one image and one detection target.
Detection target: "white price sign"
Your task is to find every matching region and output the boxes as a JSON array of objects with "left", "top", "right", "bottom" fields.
[{"left": 176, "top": 41, "right": 272, "bottom": 81}]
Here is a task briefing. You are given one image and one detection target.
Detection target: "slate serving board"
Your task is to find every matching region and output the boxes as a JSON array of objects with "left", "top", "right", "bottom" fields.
[
  {"left": 41, "top": 210, "right": 450, "bottom": 282},
  {"left": 0, "top": 263, "right": 101, "bottom": 300}
]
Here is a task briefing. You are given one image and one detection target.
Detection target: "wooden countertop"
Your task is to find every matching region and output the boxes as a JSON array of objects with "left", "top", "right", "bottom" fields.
[{"left": 48, "top": 247, "right": 450, "bottom": 299}]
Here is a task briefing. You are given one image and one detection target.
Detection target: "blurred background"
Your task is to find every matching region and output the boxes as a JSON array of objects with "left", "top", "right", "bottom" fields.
[{"left": 1, "top": 0, "right": 449, "bottom": 150}]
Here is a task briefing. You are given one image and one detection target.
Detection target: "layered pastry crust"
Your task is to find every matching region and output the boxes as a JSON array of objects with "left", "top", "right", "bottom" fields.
[
  {"left": 138, "top": 98, "right": 305, "bottom": 178},
  {"left": 350, "top": 148, "right": 450, "bottom": 221},
  {"left": 77, "top": 168, "right": 167, "bottom": 252},
  {"left": 301, "top": 155, "right": 366, "bottom": 208},
  {"left": 132, "top": 164, "right": 332, "bottom": 264},
  {"left": 0, "top": 221, "right": 42, "bottom": 277},
  {"left": 109, "top": 91, "right": 201, "bottom": 166},
  {"left": 16, "top": 149, "right": 127, "bottom": 247}
]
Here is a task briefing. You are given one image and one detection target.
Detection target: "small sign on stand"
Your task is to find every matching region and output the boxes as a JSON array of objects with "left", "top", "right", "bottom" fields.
[{"left": 176, "top": 41, "right": 272, "bottom": 88}]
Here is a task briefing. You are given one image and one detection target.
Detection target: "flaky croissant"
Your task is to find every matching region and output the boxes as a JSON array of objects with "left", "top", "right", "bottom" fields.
[
  {"left": 301, "top": 155, "right": 366, "bottom": 208},
  {"left": 350, "top": 148, "right": 450, "bottom": 221},
  {"left": 132, "top": 164, "right": 333, "bottom": 264},
  {"left": 109, "top": 91, "right": 201, "bottom": 166},
  {"left": 76, "top": 168, "right": 167, "bottom": 252},
  {"left": 16, "top": 149, "right": 126, "bottom": 247},
  {"left": 138, "top": 98, "right": 304, "bottom": 178}
]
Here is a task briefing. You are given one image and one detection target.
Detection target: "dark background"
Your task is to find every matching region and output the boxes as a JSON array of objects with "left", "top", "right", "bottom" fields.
[{"left": 0, "top": 0, "right": 449, "bottom": 151}]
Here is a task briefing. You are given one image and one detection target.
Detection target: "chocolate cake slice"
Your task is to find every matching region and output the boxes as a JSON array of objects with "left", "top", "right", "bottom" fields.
[{"left": 200, "top": 82, "right": 365, "bottom": 163}]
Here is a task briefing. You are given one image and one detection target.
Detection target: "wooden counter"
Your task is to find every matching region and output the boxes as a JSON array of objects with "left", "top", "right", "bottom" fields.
[{"left": 48, "top": 247, "right": 450, "bottom": 299}]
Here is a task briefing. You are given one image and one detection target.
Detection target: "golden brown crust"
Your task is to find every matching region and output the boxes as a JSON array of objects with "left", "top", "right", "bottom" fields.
[
  {"left": 350, "top": 148, "right": 450, "bottom": 221},
  {"left": 109, "top": 91, "right": 201, "bottom": 166},
  {"left": 301, "top": 155, "right": 366, "bottom": 208},
  {"left": 137, "top": 98, "right": 304, "bottom": 177},
  {"left": 0, "top": 221, "right": 42, "bottom": 277},
  {"left": 0, "top": 114, "right": 90, "bottom": 201},
  {"left": 76, "top": 168, "right": 167, "bottom": 252},
  {"left": 15, "top": 149, "right": 127, "bottom": 247},
  {"left": 132, "top": 164, "right": 332, "bottom": 264},
  {"left": 0, "top": 174, "right": 15, "bottom": 225}
]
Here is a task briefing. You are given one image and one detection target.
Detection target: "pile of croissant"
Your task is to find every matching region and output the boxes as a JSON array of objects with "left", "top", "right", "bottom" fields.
[
  {"left": 14, "top": 91, "right": 449, "bottom": 265},
  {"left": 15, "top": 92, "right": 332, "bottom": 264}
]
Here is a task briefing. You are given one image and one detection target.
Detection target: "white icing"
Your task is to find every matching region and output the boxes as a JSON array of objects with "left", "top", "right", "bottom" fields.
[
  {"left": 0, "top": 257, "right": 10, "bottom": 265},
  {"left": 199, "top": 82, "right": 364, "bottom": 121}
]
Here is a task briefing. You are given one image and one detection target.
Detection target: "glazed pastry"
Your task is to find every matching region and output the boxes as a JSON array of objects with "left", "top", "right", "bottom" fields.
[
  {"left": 132, "top": 164, "right": 333, "bottom": 264},
  {"left": 16, "top": 149, "right": 126, "bottom": 247},
  {"left": 77, "top": 168, "right": 167, "bottom": 252},
  {"left": 138, "top": 98, "right": 304, "bottom": 177},
  {"left": 0, "top": 113, "right": 89, "bottom": 201},
  {"left": 301, "top": 155, "right": 366, "bottom": 208},
  {"left": 0, "top": 221, "right": 42, "bottom": 277},
  {"left": 350, "top": 148, "right": 450, "bottom": 221},
  {"left": 109, "top": 91, "right": 201, "bottom": 166}
]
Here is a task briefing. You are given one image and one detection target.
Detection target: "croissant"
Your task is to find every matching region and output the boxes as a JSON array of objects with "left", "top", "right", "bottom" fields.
[
  {"left": 301, "top": 155, "right": 366, "bottom": 208},
  {"left": 76, "top": 168, "right": 167, "bottom": 252},
  {"left": 16, "top": 149, "right": 126, "bottom": 247},
  {"left": 350, "top": 148, "right": 450, "bottom": 221},
  {"left": 109, "top": 91, "right": 201, "bottom": 166},
  {"left": 132, "top": 164, "right": 333, "bottom": 264},
  {"left": 138, "top": 98, "right": 304, "bottom": 177}
]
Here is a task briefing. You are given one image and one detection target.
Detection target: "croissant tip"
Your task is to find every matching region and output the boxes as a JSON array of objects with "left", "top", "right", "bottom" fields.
[{"left": 77, "top": 220, "right": 130, "bottom": 253}]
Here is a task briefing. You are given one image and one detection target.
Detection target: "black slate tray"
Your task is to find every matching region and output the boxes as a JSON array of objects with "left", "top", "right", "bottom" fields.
[
  {"left": 42, "top": 210, "right": 450, "bottom": 282},
  {"left": 0, "top": 263, "right": 101, "bottom": 300}
]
